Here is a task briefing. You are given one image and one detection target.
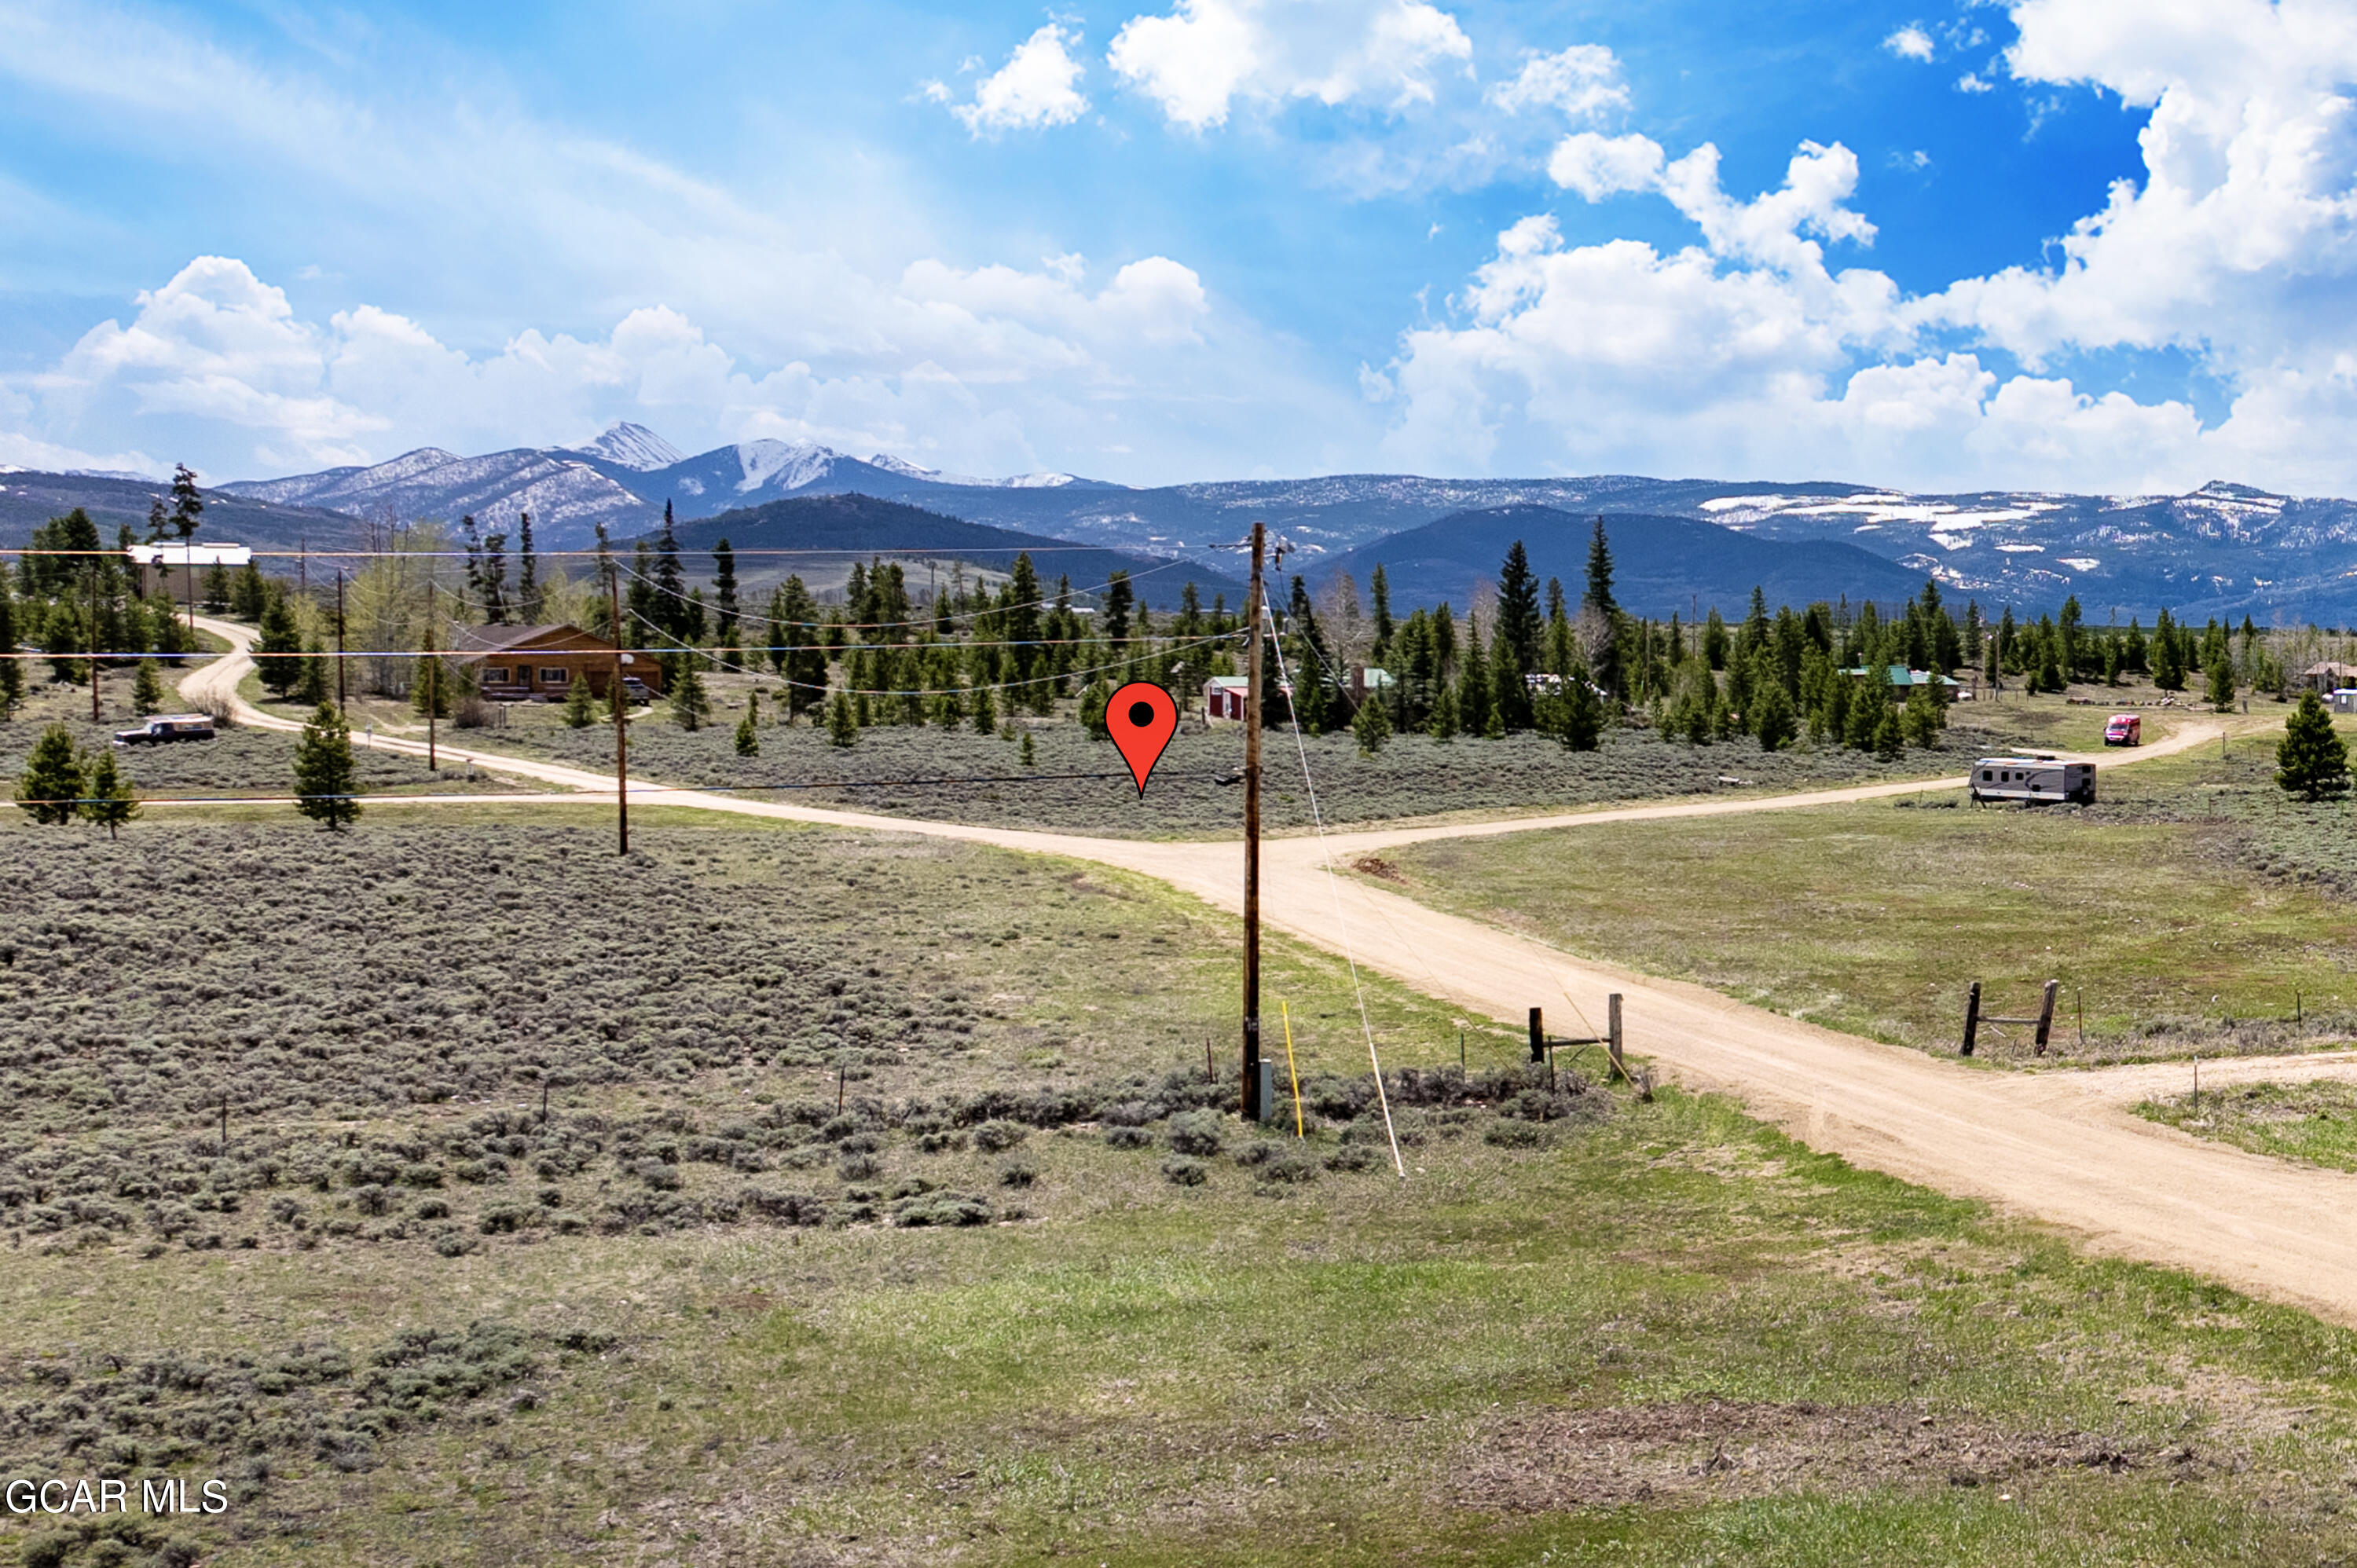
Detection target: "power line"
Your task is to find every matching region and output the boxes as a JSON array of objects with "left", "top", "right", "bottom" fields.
[
  {"left": 12, "top": 769, "right": 1143, "bottom": 809},
  {"left": 1261, "top": 594, "right": 1405, "bottom": 1181},
  {"left": 612, "top": 552, "right": 1209, "bottom": 633}
]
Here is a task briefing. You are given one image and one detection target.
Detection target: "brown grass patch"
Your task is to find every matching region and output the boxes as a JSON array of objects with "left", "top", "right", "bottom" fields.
[{"left": 1449, "top": 1400, "right": 2157, "bottom": 1511}]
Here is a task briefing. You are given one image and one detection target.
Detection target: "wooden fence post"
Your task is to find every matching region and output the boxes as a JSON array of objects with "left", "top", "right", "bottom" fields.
[
  {"left": 1528, "top": 1006, "right": 1545, "bottom": 1065},
  {"left": 1961, "top": 980, "right": 1981, "bottom": 1057},
  {"left": 2034, "top": 979, "right": 2059, "bottom": 1054},
  {"left": 1607, "top": 994, "right": 1626, "bottom": 1083}
]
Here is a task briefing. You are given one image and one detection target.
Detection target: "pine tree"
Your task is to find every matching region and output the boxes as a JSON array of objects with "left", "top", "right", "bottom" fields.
[
  {"left": 1582, "top": 518, "right": 1622, "bottom": 698},
  {"left": 1559, "top": 669, "right": 1604, "bottom": 752},
  {"left": 168, "top": 463, "right": 204, "bottom": 543},
  {"left": 563, "top": 672, "right": 597, "bottom": 727},
  {"left": 131, "top": 658, "right": 164, "bottom": 716},
  {"left": 827, "top": 691, "right": 858, "bottom": 748},
  {"left": 2278, "top": 691, "right": 2351, "bottom": 801},
  {"left": 412, "top": 655, "right": 451, "bottom": 719},
  {"left": 1494, "top": 540, "right": 1541, "bottom": 730},
  {"left": 80, "top": 748, "right": 138, "bottom": 841},
  {"left": 1456, "top": 620, "right": 1491, "bottom": 737},
  {"left": 1846, "top": 669, "right": 1885, "bottom": 750},
  {"left": 1752, "top": 678, "right": 1798, "bottom": 752},
  {"left": 1368, "top": 565, "right": 1394, "bottom": 661},
  {"left": 1427, "top": 683, "right": 1459, "bottom": 742},
  {"left": 517, "top": 511, "right": 542, "bottom": 623},
  {"left": 653, "top": 501, "right": 687, "bottom": 639},
  {"left": 1900, "top": 683, "right": 1945, "bottom": 748},
  {"left": 1351, "top": 689, "right": 1391, "bottom": 755},
  {"left": 668, "top": 664, "right": 712, "bottom": 730},
  {"left": 480, "top": 529, "right": 511, "bottom": 624},
  {"left": 972, "top": 683, "right": 997, "bottom": 735},
  {"left": 2036, "top": 641, "right": 2064, "bottom": 695},
  {"left": 1079, "top": 678, "right": 1111, "bottom": 738},
  {"left": 0, "top": 584, "right": 25, "bottom": 717},
  {"left": 735, "top": 707, "right": 760, "bottom": 757},
  {"left": 255, "top": 588, "right": 302, "bottom": 696},
  {"left": 1019, "top": 731, "right": 1037, "bottom": 768},
  {"left": 201, "top": 562, "right": 231, "bottom": 613},
  {"left": 2151, "top": 611, "right": 2185, "bottom": 690},
  {"left": 712, "top": 538, "right": 739, "bottom": 653},
  {"left": 14, "top": 724, "right": 82, "bottom": 824},
  {"left": 230, "top": 561, "right": 267, "bottom": 621},
  {"left": 2206, "top": 629, "right": 2237, "bottom": 712},
  {"left": 1102, "top": 571, "right": 1134, "bottom": 648},
  {"left": 1872, "top": 704, "right": 1904, "bottom": 760},
  {"left": 293, "top": 703, "right": 360, "bottom": 830},
  {"left": 43, "top": 599, "right": 86, "bottom": 686},
  {"left": 297, "top": 641, "right": 330, "bottom": 708}
]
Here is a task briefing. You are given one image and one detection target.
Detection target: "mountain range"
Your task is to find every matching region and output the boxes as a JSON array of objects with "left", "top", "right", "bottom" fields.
[
  {"left": 1316, "top": 505, "right": 1930, "bottom": 621},
  {"left": 13, "top": 421, "right": 2357, "bottom": 621}
]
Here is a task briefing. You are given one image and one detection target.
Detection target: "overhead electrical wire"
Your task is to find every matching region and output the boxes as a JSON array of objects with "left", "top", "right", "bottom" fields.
[
  {"left": 610, "top": 551, "right": 1211, "bottom": 633},
  {"left": 618, "top": 603, "right": 1241, "bottom": 698},
  {"left": 1259, "top": 592, "right": 1406, "bottom": 1181}
]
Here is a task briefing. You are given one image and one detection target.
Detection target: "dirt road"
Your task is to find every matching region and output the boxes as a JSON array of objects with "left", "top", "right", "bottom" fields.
[{"left": 179, "top": 623, "right": 2357, "bottom": 1324}]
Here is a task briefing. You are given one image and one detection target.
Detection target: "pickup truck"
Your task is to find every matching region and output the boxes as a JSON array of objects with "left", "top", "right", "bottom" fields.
[{"left": 114, "top": 714, "right": 217, "bottom": 746}]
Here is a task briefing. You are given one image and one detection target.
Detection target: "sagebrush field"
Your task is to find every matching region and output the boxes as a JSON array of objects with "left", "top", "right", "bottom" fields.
[{"left": 5, "top": 804, "right": 2357, "bottom": 1565}]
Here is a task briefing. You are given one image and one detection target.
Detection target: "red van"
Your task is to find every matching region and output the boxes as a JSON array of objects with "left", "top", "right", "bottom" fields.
[{"left": 2103, "top": 713, "right": 2141, "bottom": 746}]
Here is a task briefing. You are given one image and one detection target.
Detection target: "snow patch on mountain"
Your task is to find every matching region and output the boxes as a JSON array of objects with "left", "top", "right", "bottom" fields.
[
  {"left": 572, "top": 422, "right": 684, "bottom": 471},
  {"left": 733, "top": 440, "right": 841, "bottom": 493}
]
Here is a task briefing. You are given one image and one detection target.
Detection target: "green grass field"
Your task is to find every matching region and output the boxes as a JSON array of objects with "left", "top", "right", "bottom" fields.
[
  {"left": 2139, "top": 1079, "right": 2357, "bottom": 1172},
  {"left": 1366, "top": 719, "right": 2357, "bottom": 1063},
  {"left": 6, "top": 804, "right": 2357, "bottom": 1563}
]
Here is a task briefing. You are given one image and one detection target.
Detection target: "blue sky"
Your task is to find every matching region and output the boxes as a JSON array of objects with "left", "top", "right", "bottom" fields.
[{"left": 0, "top": 0, "right": 2350, "bottom": 496}]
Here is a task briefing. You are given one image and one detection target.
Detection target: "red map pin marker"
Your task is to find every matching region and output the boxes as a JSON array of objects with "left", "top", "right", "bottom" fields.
[{"left": 1106, "top": 680, "right": 1179, "bottom": 796}]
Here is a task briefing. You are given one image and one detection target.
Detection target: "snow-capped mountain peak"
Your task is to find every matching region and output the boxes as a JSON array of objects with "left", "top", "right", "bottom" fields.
[
  {"left": 864, "top": 451, "right": 1085, "bottom": 489},
  {"left": 867, "top": 452, "right": 948, "bottom": 481},
  {"left": 733, "top": 439, "right": 845, "bottom": 493},
  {"left": 573, "top": 422, "right": 685, "bottom": 472}
]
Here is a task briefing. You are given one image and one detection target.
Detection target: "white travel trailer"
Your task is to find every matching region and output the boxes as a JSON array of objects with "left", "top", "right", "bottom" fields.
[{"left": 1970, "top": 755, "right": 2095, "bottom": 806}]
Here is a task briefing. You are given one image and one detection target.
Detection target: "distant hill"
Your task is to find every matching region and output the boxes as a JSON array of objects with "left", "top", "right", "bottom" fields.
[
  {"left": 28, "top": 419, "right": 2357, "bottom": 618},
  {"left": 652, "top": 493, "right": 1245, "bottom": 610},
  {"left": 0, "top": 469, "right": 364, "bottom": 555},
  {"left": 1312, "top": 504, "right": 1931, "bottom": 620}
]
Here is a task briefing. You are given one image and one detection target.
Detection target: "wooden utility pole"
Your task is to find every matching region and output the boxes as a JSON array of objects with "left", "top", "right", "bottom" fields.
[
  {"left": 423, "top": 580, "right": 438, "bottom": 772},
  {"left": 89, "top": 558, "right": 101, "bottom": 721},
  {"left": 335, "top": 571, "right": 347, "bottom": 711},
  {"left": 610, "top": 567, "right": 629, "bottom": 856},
  {"left": 1241, "top": 520, "right": 1265, "bottom": 1122}
]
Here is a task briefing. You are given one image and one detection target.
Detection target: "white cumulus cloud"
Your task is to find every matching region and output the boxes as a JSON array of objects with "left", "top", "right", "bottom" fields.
[
  {"left": 1486, "top": 44, "right": 1629, "bottom": 121},
  {"left": 1107, "top": 0, "right": 1473, "bottom": 131},
  {"left": 1369, "top": 0, "right": 2357, "bottom": 496},
  {"left": 1545, "top": 131, "right": 1666, "bottom": 200},
  {"left": 1884, "top": 24, "right": 1936, "bottom": 61},
  {"left": 927, "top": 23, "right": 1091, "bottom": 134}
]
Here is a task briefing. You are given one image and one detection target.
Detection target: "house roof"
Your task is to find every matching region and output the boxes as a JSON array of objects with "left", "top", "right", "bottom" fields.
[
  {"left": 449, "top": 624, "right": 599, "bottom": 656},
  {"left": 1843, "top": 665, "right": 1961, "bottom": 687},
  {"left": 2303, "top": 661, "right": 2357, "bottom": 676},
  {"left": 1205, "top": 675, "right": 1250, "bottom": 689}
]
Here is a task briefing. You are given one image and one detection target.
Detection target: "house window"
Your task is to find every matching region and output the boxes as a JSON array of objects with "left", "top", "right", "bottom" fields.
[
  {"left": 538, "top": 667, "right": 570, "bottom": 685},
  {"left": 485, "top": 666, "right": 512, "bottom": 684}
]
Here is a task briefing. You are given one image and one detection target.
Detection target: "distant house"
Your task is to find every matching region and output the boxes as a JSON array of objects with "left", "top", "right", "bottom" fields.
[
  {"left": 1844, "top": 665, "right": 1962, "bottom": 694},
  {"left": 2301, "top": 661, "right": 2357, "bottom": 694},
  {"left": 450, "top": 624, "right": 664, "bottom": 702},
  {"left": 1350, "top": 666, "right": 1396, "bottom": 703},
  {"left": 1204, "top": 674, "right": 1249, "bottom": 721}
]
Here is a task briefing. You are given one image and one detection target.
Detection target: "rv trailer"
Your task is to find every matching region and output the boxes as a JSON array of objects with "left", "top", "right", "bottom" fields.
[{"left": 1970, "top": 755, "right": 2095, "bottom": 806}]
